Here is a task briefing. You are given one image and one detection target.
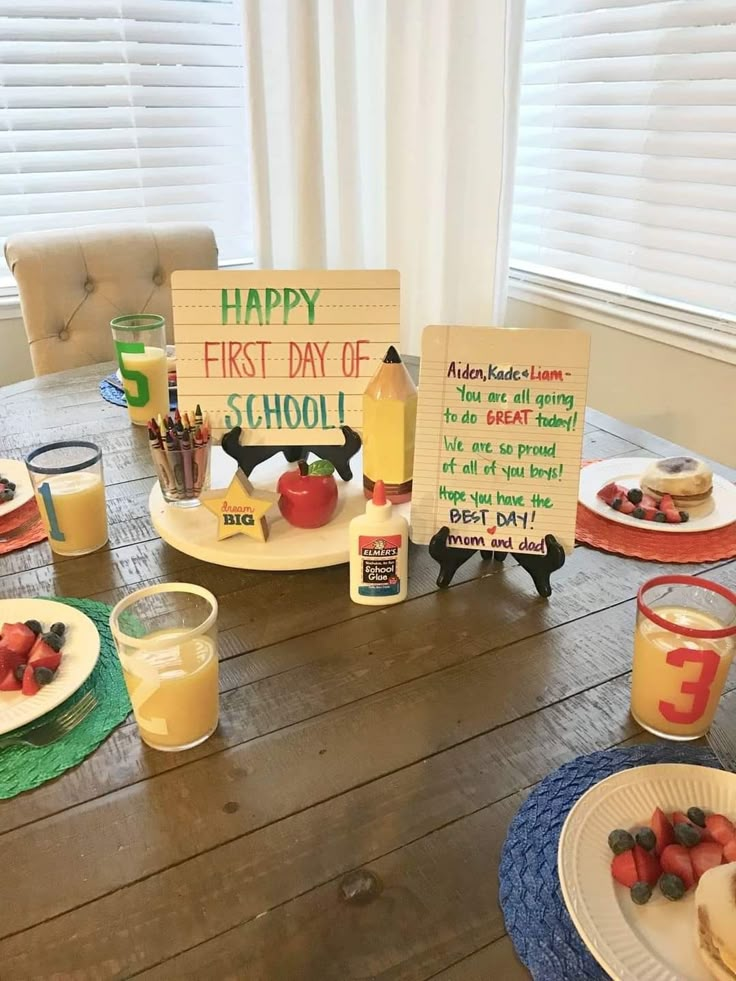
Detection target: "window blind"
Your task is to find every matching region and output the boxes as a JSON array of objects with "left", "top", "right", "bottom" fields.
[
  {"left": 0, "top": 0, "right": 252, "bottom": 287},
  {"left": 511, "top": 0, "right": 736, "bottom": 325}
]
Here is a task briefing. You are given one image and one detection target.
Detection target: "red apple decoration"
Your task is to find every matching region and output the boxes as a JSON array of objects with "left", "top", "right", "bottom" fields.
[{"left": 277, "top": 459, "right": 338, "bottom": 529}]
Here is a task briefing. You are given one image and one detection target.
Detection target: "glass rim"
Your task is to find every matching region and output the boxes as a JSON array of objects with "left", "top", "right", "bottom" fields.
[
  {"left": 109, "top": 582, "right": 218, "bottom": 651},
  {"left": 110, "top": 314, "right": 165, "bottom": 332},
  {"left": 25, "top": 440, "right": 102, "bottom": 475},
  {"left": 637, "top": 575, "right": 736, "bottom": 639}
]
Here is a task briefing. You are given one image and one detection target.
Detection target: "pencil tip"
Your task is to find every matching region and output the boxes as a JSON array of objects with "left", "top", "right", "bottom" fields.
[{"left": 383, "top": 345, "right": 401, "bottom": 363}]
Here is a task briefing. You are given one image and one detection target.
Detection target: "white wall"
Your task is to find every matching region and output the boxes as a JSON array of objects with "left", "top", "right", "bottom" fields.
[{"left": 507, "top": 297, "right": 736, "bottom": 468}]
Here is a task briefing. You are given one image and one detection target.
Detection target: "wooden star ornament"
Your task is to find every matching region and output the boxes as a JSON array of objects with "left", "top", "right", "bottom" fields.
[{"left": 201, "top": 470, "right": 273, "bottom": 542}]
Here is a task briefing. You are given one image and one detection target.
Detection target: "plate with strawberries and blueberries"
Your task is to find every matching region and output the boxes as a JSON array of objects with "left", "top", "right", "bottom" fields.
[
  {"left": 0, "top": 598, "right": 100, "bottom": 735},
  {"left": 579, "top": 457, "right": 736, "bottom": 534},
  {"left": 0, "top": 458, "right": 34, "bottom": 519},
  {"left": 558, "top": 763, "right": 736, "bottom": 981}
]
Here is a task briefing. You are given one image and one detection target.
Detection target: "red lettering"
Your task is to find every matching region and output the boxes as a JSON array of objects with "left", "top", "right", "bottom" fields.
[
  {"left": 658, "top": 647, "right": 721, "bottom": 725},
  {"left": 485, "top": 409, "right": 532, "bottom": 426},
  {"left": 227, "top": 342, "right": 243, "bottom": 378},
  {"left": 341, "top": 340, "right": 370, "bottom": 377},
  {"left": 204, "top": 341, "right": 219, "bottom": 379}
]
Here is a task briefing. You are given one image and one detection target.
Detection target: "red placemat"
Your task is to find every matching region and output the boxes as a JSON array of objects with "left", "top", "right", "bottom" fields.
[
  {"left": 0, "top": 499, "right": 47, "bottom": 555},
  {"left": 575, "top": 462, "right": 736, "bottom": 563}
]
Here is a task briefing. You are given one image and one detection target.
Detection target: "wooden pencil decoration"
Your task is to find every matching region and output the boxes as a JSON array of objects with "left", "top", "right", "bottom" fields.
[{"left": 362, "top": 345, "right": 418, "bottom": 503}]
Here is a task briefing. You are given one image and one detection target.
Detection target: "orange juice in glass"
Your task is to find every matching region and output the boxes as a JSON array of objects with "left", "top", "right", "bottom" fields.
[
  {"left": 26, "top": 441, "right": 108, "bottom": 556},
  {"left": 631, "top": 576, "right": 736, "bottom": 740},
  {"left": 110, "top": 584, "right": 219, "bottom": 751},
  {"left": 111, "top": 314, "right": 169, "bottom": 426}
]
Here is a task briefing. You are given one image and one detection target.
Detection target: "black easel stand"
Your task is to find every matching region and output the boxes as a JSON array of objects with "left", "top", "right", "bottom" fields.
[
  {"left": 221, "top": 425, "right": 362, "bottom": 481},
  {"left": 428, "top": 527, "right": 566, "bottom": 598}
]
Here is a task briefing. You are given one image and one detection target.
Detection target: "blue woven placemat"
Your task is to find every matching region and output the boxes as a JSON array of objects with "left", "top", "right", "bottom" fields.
[{"left": 499, "top": 744, "right": 723, "bottom": 980}]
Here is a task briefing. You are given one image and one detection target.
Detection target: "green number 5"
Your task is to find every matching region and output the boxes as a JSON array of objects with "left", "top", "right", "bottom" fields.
[{"left": 114, "top": 340, "right": 149, "bottom": 407}]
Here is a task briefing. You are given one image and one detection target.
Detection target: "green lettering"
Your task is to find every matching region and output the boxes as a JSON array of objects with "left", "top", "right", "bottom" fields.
[
  {"left": 224, "top": 393, "right": 242, "bottom": 429},
  {"left": 299, "top": 288, "right": 320, "bottom": 324},
  {"left": 283, "top": 287, "right": 300, "bottom": 322},
  {"left": 221, "top": 288, "right": 241, "bottom": 325},
  {"left": 245, "top": 394, "right": 262, "bottom": 428},
  {"left": 265, "top": 288, "right": 282, "bottom": 323},
  {"left": 245, "top": 289, "right": 263, "bottom": 325}
]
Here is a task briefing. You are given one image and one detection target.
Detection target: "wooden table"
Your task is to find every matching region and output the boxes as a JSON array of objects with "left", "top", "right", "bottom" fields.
[{"left": 1, "top": 362, "right": 735, "bottom": 981}]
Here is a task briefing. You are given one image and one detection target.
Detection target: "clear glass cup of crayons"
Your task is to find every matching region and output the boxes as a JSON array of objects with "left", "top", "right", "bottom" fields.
[
  {"left": 148, "top": 407, "right": 211, "bottom": 508},
  {"left": 109, "top": 583, "right": 219, "bottom": 751}
]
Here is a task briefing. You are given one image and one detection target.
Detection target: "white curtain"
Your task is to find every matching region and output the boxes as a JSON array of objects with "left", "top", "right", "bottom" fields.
[{"left": 242, "top": 0, "right": 524, "bottom": 353}]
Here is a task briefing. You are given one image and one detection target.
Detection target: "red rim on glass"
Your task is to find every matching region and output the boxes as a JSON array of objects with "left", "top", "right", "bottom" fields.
[{"left": 637, "top": 575, "right": 736, "bottom": 639}]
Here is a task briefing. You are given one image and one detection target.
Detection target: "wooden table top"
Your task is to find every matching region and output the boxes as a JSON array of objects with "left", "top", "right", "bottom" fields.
[{"left": 1, "top": 361, "right": 735, "bottom": 981}]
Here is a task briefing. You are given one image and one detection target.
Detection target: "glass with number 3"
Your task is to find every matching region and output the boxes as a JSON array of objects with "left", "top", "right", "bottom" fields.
[
  {"left": 631, "top": 576, "right": 736, "bottom": 740},
  {"left": 26, "top": 441, "right": 108, "bottom": 556}
]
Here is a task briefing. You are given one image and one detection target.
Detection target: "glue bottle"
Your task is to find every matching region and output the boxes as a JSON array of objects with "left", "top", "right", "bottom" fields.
[{"left": 349, "top": 480, "right": 408, "bottom": 605}]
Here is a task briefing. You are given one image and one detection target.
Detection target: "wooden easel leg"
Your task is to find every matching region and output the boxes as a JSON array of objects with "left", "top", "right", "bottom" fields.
[
  {"left": 428, "top": 527, "right": 478, "bottom": 588},
  {"left": 511, "top": 534, "right": 566, "bottom": 599}
]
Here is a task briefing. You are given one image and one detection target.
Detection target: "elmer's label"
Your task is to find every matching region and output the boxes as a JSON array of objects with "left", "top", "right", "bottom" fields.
[{"left": 358, "top": 534, "right": 402, "bottom": 597}]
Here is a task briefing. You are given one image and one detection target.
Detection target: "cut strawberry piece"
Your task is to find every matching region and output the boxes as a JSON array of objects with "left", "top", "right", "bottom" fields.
[
  {"left": 705, "top": 814, "right": 736, "bottom": 846},
  {"left": 690, "top": 842, "right": 724, "bottom": 881},
  {"left": 618, "top": 499, "right": 637, "bottom": 515},
  {"left": 0, "top": 667, "right": 21, "bottom": 691},
  {"left": 639, "top": 506, "right": 658, "bottom": 521},
  {"left": 28, "top": 641, "right": 61, "bottom": 671},
  {"left": 21, "top": 664, "right": 40, "bottom": 696},
  {"left": 597, "top": 481, "right": 621, "bottom": 504},
  {"left": 0, "top": 642, "right": 25, "bottom": 676},
  {"left": 663, "top": 509, "right": 683, "bottom": 524},
  {"left": 659, "top": 494, "right": 674, "bottom": 511},
  {"left": 651, "top": 807, "right": 675, "bottom": 855},
  {"left": 632, "top": 844, "right": 661, "bottom": 886},
  {"left": 723, "top": 838, "right": 736, "bottom": 863},
  {"left": 0, "top": 622, "right": 36, "bottom": 659},
  {"left": 641, "top": 494, "right": 660, "bottom": 510},
  {"left": 672, "top": 810, "right": 715, "bottom": 843},
  {"left": 661, "top": 844, "right": 696, "bottom": 890},
  {"left": 611, "top": 849, "right": 639, "bottom": 888}
]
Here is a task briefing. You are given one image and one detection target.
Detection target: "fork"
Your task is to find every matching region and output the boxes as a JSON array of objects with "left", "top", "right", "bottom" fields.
[
  {"left": 0, "top": 691, "right": 97, "bottom": 750},
  {"left": 706, "top": 720, "right": 736, "bottom": 773}
]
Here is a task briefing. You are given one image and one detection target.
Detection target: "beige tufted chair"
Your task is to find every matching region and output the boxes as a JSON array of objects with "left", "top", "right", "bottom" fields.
[{"left": 4, "top": 223, "right": 218, "bottom": 376}]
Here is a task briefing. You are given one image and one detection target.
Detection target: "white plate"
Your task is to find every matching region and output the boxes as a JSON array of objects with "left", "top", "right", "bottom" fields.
[
  {"left": 0, "top": 599, "right": 100, "bottom": 735},
  {"left": 579, "top": 458, "right": 736, "bottom": 533},
  {"left": 0, "top": 458, "right": 34, "bottom": 519},
  {"left": 558, "top": 763, "right": 736, "bottom": 981}
]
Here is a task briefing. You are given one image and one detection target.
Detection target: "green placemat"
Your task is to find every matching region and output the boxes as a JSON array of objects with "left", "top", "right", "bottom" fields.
[{"left": 0, "top": 597, "right": 132, "bottom": 800}]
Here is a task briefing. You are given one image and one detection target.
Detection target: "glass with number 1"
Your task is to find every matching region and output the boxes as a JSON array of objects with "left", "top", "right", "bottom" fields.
[
  {"left": 631, "top": 576, "right": 736, "bottom": 740},
  {"left": 26, "top": 441, "right": 108, "bottom": 556},
  {"left": 111, "top": 314, "right": 169, "bottom": 426}
]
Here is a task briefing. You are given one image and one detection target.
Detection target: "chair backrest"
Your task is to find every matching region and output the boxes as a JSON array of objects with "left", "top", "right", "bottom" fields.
[{"left": 4, "top": 223, "right": 218, "bottom": 376}]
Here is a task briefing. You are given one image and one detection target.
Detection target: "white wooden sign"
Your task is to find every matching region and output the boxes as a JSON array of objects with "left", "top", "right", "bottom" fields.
[
  {"left": 410, "top": 325, "right": 591, "bottom": 554},
  {"left": 172, "top": 269, "right": 400, "bottom": 444}
]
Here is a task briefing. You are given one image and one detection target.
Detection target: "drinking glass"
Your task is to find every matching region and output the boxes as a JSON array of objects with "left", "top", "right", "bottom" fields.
[
  {"left": 110, "top": 583, "right": 219, "bottom": 751},
  {"left": 26, "top": 441, "right": 108, "bottom": 556},
  {"left": 631, "top": 575, "right": 736, "bottom": 740},
  {"left": 111, "top": 314, "right": 169, "bottom": 425}
]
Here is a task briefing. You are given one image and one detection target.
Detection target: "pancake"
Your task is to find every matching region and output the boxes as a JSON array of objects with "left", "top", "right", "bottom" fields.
[
  {"left": 696, "top": 863, "right": 736, "bottom": 980},
  {"left": 641, "top": 456, "right": 713, "bottom": 509}
]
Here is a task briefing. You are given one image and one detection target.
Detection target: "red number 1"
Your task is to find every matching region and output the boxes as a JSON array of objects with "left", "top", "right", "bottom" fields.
[{"left": 658, "top": 647, "right": 720, "bottom": 725}]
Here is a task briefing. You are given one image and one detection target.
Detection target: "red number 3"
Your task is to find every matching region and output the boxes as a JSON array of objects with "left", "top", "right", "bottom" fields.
[{"left": 658, "top": 647, "right": 720, "bottom": 725}]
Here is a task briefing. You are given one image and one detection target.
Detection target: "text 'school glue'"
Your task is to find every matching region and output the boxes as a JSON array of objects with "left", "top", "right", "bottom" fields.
[
  {"left": 349, "top": 480, "right": 409, "bottom": 606},
  {"left": 362, "top": 346, "right": 417, "bottom": 503}
]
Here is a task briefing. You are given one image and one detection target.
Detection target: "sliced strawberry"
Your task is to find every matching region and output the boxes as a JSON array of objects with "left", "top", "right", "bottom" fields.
[
  {"left": 638, "top": 506, "right": 658, "bottom": 521},
  {"left": 651, "top": 807, "right": 675, "bottom": 855},
  {"left": 690, "top": 842, "right": 724, "bottom": 881},
  {"left": 705, "top": 814, "right": 736, "bottom": 846},
  {"left": 632, "top": 844, "right": 661, "bottom": 886},
  {"left": 611, "top": 849, "right": 639, "bottom": 888},
  {"left": 663, "top": 509, "right": 683, "bottom": 524},
  {"left": 672, "top": 810, "right": 715, "bottom": 843},
  {"left": 28, "top": 641, "right": 61, "bottom": 671},
  {"left": 659, "top": 494, "right": 674, "bottom": 511},
  {"left": 641, "top": 494, "right": 660, "bottom": 510},
  {"left": 21, "top": 664, "right": 40, "bottom": 696},
  {"left": 0, "top": 667, "right": 21, "bottom": 691},
  {"left": 0, "top": 622, "right": 36, "bottom": 659},
  {"left": 597, "top": 481, "right": 622, "bottom": 504},
  {"left": 618, "top": 499, "right": 637, "bottom": 515},
  {"left": 723, "top": 838, "right": 736, "bottom": 863},
  {"left": 661, "top": 844, "right": 696, "bottom": 890}
]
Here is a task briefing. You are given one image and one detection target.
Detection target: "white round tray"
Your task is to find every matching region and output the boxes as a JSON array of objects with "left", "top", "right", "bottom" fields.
[{"left": 149, "top": 447, "right": 409, "bottom": 571}]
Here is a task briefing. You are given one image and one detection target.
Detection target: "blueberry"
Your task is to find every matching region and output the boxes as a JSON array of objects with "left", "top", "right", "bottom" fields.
[
  {"left": 674, "top": 822, "right": 700, "bottom": 847},
  {"left": 632, "top": 506, "right": 645, "bottom": 519},
  {"left": 687, "top": 807, "right": 706, "bottom": 828},
  {"left": 41, "top": 631, "right": 62, "bottom": 652},
  {"left": 630, "top": 881, "right": 652, "bottom": 905},
  {"left": 0, "top": 489, "right": 13, "bottom": 502},
  {"left": 654, "top": 512, "right": 667, "bottom": 522},
  {"left": 5, "top": 481, "right": 15, "bottom": 491},
  {"left": 679, "top": 511, "right": 690, "bottom": 523},
  {"left": 660, "top": 873, "right": 686, "bottom": 901},
  {"left": 24, "top": 619, "right": 42, "bottom": 635},
  {"left": 50, "top": 622, "right": 66, "bottom": 638},
  {"left": 627, "top": 488, "right": 643, "bottom": 504},
  {"left": 33, "top": 666, "right": 55, "bottom": 686},
  {"left": 636, "top": 828, "right": 657, "bottom": 851},
  {"left": 611, "top": 497, "right": 624, "bottom": 510},
  {"left": 13, "top": 663, "right": 26, "bottom": 683},
  {"left": 608, "top": 829, "right": 635, "bottom": 854}
]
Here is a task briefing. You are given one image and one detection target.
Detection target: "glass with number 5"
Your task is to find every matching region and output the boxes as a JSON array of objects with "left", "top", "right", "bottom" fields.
[
  {"left": 631, "top": 576, "right": 736, "bottom": 740},
  {"left": 26, "top": 441, "right": 108, "bottom": 556},
  {"left": 111, "top": 314, "right": 169, "bottom": 426}
]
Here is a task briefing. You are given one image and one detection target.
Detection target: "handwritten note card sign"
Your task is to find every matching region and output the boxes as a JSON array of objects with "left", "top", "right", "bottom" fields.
[
  {"left": 411, "top": 326, "right": 591, "bottom": 554},
  {"left": 172, "top": 270, "right": 400, "bottom": 445}
]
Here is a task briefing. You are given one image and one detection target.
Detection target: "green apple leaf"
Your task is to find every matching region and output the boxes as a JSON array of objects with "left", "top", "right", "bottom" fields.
[{"left": 308, "top": 459, "right": 335, "bottom": 477}]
